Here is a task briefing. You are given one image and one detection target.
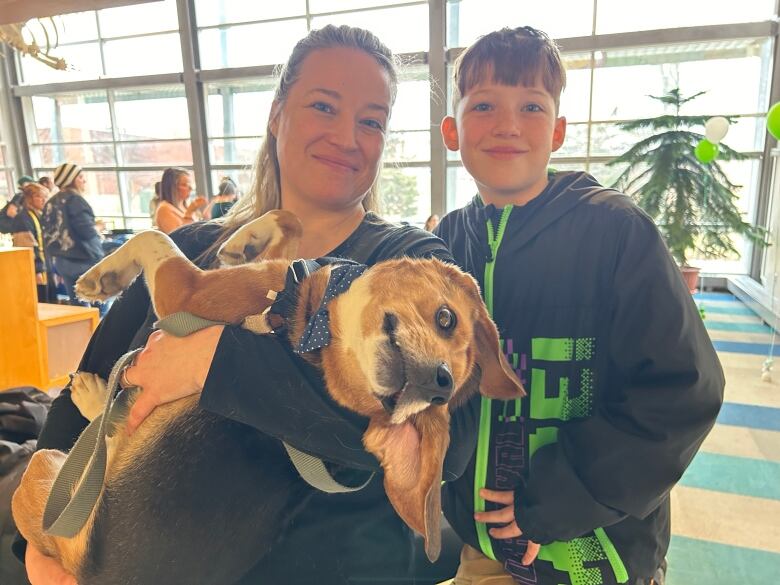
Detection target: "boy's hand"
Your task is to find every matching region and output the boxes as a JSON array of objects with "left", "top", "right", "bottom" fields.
[{"left": 475, "top": 488, "right": 541, "bottom": 565}]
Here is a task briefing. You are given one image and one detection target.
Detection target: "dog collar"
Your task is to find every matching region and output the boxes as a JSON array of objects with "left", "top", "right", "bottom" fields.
[{"left": 269, "top": 258, "right": 368, "bottom": 354}]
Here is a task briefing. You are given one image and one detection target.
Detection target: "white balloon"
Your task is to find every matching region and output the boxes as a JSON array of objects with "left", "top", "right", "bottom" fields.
[{"left": 705, "top": 116, "right": 730, "bottom": 144}]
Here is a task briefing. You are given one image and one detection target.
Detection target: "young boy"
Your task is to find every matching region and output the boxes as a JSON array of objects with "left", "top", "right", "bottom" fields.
[{"left": 435, "top": 27, "right": 724, "bottom": 585}]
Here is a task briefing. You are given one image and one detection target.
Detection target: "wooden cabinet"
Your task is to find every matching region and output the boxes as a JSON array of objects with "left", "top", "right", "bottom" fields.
[{"left": 0, "top": 247, "right": 98, "bottom": 391}]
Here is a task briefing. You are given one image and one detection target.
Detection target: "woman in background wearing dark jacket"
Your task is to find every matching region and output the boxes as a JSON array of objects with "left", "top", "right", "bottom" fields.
[{"left": 41, "top": 163, "right": 104, "bottom": 305}]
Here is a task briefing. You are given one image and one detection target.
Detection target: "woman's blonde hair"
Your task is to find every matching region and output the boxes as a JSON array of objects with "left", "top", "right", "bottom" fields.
[{"left": 222, "top": 25, "right": 398, "bottom": 231}]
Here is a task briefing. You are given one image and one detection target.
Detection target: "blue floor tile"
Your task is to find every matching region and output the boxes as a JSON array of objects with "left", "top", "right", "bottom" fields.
[
  {"left": 693, "top": 292, "right": 738, "bottom": 302},
  {"left": 680, "top": 452, "right": 780, "bottom": 500},
  {"left": 717, "top": 402, "right": 780, "bottom": 432},
  {"left": 705, "top": 321, "right": 773, "bottom": 334},
  {"left": 667, "top": 536, "right": 780, "bottom": 585},
  {"left": 711, "top": 340, "right": 780, "bottom": 356},
  {"left": 702, "top": 305, "right": 760, "bottom": 316}
]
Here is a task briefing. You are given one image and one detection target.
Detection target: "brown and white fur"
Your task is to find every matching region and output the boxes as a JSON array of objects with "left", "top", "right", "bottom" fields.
[{"left": 13, "top": 210, "right": 524, "bottom": 584}]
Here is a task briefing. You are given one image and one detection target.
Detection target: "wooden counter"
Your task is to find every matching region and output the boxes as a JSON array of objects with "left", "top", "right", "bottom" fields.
[{"left": 0, "top": 247, "right": 98, "bottom": 391}]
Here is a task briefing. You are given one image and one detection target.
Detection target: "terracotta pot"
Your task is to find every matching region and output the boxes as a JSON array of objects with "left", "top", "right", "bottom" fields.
[{"left": 680, "top": 266, "right": 700, "bottom": 293}]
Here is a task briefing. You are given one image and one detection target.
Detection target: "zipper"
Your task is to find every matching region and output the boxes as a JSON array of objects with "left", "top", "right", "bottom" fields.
[{"left": 474, "top": 204, "right": 513, "bottom": 561}]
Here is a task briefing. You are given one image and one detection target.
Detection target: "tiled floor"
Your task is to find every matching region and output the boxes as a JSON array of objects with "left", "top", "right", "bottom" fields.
[{"left": 666, "top": 292, "right": 780, "bottom": 585}]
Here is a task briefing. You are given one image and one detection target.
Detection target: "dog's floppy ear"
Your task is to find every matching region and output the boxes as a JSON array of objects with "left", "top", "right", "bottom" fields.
[
  {"left": 443, "top": 265, "right": 523, "bottom": 400},
  {"left": 464, "top": 303, "right": 525, "bottom": 400},
  {"left": 363, "top": 412, "right": 449, "bottom": 562}
]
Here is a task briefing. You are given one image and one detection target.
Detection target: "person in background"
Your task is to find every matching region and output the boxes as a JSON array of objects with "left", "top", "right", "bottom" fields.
[
  {"left": 0, "top": 176, "right": 34, "bottom": 234},
  {"left": 38, "top": 176, "right": 57, "bottom": 195},
  {"left": 153, "top": 168, "right": 207, "bottom": 234},
  {"left": 424, "top": 214, "right": 440, "bottom": 231},
  {"left": 41, "top": 162, "right": 104, "bottom": 306},
  {"left": 17, "top": 175, "right": 35, "bottom": 190},
  {"left": 149, "top": 180, "right": 162, "bottom": 223},
  {"left": 207, "top": 176, "right": 239, "bottom": 219},
  {"left": 11, "top": 182, "right": 56, "bottom": 302},
  {"left": 435, "top": 26, "right": 723, "bottom": 585}
]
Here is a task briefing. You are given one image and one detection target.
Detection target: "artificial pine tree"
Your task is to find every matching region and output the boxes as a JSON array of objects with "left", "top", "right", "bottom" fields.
[{"left": 608, "top": 88, "right": 765, "bottom": 267}]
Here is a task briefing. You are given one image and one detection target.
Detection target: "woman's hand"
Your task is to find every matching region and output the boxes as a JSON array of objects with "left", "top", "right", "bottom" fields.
[
  {"left": 123, "top": 325, "right": 224, "bottom": 434},
  {"left": 187, "top": 196, "right": 208, "bottom": 214},
  {"left": 475, "top": 488, "right": 541, "bottom": 565},
  {"left": 25, "top": 544, "right": 77, "bottom": 585}
]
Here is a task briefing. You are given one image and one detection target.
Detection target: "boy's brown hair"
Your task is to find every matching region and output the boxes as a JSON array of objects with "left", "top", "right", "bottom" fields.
[{"left": 452, "top": 26, "right": 566, "bottom": 113}]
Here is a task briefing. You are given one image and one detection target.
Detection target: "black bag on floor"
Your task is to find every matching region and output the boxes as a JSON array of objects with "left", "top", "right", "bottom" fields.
[{"left": 0, "top": 387, "right": 53, "bottom": 585}]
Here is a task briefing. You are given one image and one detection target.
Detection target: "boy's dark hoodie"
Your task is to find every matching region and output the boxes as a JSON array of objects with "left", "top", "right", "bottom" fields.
[{"left": 436, "top": 170, "right": 724, "bottom": 584}]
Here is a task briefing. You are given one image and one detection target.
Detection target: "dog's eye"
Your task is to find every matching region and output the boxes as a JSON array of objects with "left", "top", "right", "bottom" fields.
[{"left": 436, "top": 306, "right": 456, "bottom": 331}]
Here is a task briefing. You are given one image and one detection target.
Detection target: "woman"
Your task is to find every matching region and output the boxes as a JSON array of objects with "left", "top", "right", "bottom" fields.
[
  {"left": 41, "top": 163, "right": 104, "bottom": 305},
  {"left": 424, "top": 213, "right": 440, "bottom": 232},
  {"left": 22, "top": 26, "right": 473, "bottom": 585},
  {"left": 153, "top": 168, "right": 208, "bottom": 234},
  {"left": 11, "top": 182, "right": 56, "bottom": 302},
  {"left": 206, "top": 176, "right": 238, "bottom": 219}
]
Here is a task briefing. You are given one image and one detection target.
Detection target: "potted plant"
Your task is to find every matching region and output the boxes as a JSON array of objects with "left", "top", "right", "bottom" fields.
[{"left": 608, "top": 88, "right": 767, "bottom": 292}]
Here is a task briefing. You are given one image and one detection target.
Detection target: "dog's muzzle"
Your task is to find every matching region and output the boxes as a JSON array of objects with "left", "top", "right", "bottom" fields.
[{"left": 380, "top": 362, "right": 454, "bottom": 415}]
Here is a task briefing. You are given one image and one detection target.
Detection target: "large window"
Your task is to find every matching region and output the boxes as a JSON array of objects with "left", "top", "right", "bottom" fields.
[
  {"left": 6, "top": 0, "right": 779, "bottom": 275},
  {"left": 195, "top": 0, "right": 428, "bottom": 70},
  {"left": 594, "top": 0, "right": 776, "bottom": 34},
  {"left": 16, "top": 0, "right": 181, "bottom": 84},
  {"left": 25, "top": 85, "right": 192, "bottom": 230},
  {"left": 447, "top": 0, "right": 595, "bottom": 47}
]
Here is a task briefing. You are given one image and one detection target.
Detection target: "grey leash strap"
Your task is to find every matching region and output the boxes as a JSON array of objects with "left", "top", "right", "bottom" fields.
[
  {"left": 155, "top": 313, "right": 375, "bottom": 494},
  {"left": 281, "top": 443, "right": 374, "bottom": 494},
  {"left": 43, "top": 312, "right": 371, "bottom": 537},
  {"left": 42, "top": 348, "right": 142, "bottom": 537}
]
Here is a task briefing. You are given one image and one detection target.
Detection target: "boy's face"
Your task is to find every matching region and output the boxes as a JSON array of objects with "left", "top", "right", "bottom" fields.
[{"left": 441, "top": 76, "right": 566, "bottom": 206}]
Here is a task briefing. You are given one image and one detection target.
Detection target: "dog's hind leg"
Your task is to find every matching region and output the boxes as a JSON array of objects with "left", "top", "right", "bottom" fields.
[
  {"left": 218, "top": 210, "right": 302, "bottom": 265},
  {"left": 71, "top": 372, "right": 110, "bottom": 422},
  {"left": 12, "top": 449, "right": 88, "bottom": 575},
  {"left": 76, "top": 230, "right": 189, "bottom": 303}
]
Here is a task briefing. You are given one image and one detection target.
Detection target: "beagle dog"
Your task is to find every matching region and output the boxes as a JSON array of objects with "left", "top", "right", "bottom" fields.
[{"left": 13, "top": 210, "right": 524, "bottom": 585}]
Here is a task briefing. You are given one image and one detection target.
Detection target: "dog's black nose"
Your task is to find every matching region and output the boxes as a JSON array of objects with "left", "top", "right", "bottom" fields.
[
  {"left": 429, "top": 363, "right": 453, "bottom": 405},
  {"left": 436, "top": 363, "right": 453, "bottom": 390}
]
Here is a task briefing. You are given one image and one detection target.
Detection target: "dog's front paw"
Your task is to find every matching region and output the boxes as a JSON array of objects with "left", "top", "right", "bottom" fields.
[
  {"left": 218, "top": 210, "right": 301, "bottom": 265},
  {"left": 71, "top": 372, "right": 109, "bottom": 421},
  {"left": 218, "top": 228, "right": 270, "bottom": 266},
  {"left": 76, "top": 266, "right": 121, "bottom": 301},
  {"left": 76, "top": 258, "right": 139, "bottom": 301}
]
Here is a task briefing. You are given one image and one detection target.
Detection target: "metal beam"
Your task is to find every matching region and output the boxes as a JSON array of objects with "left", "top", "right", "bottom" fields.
[
  {"left": 176, "top": 0, "right": 211, "bottom": 197},
  {"left": 197, "top": 65, "right": 278, "bottom": 83},
  {"left": 428, "top": 0, "right": 446, "bottom": 217},
  {"left": 0, "top": 49, "right": 31, "bottom": 180},
  {"left": 447, "top": 21, "right": 778, "bottom": 62},
  {"left": 750, "top": 1, "right": 780, "bottom": 280},
  {"left": 12, "top": 73, "right": 182, "bottom": 96},
  {"left": 196, "top": 51, "right": 428, "bottom": 84}
]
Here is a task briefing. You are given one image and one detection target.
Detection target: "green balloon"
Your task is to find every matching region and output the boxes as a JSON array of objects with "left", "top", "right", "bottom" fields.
[
  {"left": 695, "top": 139, "right": 718, "bottom": 163},
  {"left": 768, "top": 101, "right": 780, "bottom": 141}
]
